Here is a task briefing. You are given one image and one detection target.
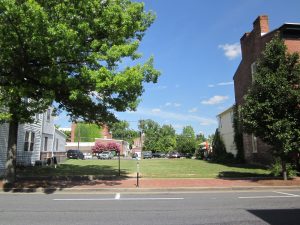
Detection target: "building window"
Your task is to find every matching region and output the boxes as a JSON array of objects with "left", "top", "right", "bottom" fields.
[
  {"left": 34, "top": 113, "right": 40, "bottom": 122},
  {"left": 252, "top": 134, "right": 258, "bottom": 153},
  {"left": 24, "top": 131, "right": 35, "bottom": 151},
  {"left": 44, "top": 137, "right": 48, "bottom": 151},
  {"left": 46, "top": 109, "right": 51, "bottom": 122},
  {"left": 56, "top": 139, "right": 59, "bottom": 151},
  {"left": 251, "top": 62, "right": 257, "bottom": 82},
  {"left": 218, "top": 117, "right": 222, "bottom": 128}
]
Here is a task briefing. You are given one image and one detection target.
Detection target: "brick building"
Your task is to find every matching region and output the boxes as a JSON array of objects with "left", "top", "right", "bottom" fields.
[{"left": 233, "top": 15, "right": 300, "bottom": 164}]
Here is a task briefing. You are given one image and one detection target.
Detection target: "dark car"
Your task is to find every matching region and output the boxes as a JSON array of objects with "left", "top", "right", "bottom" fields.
[
  {"left": 168, "top": 151, "right": 181, "bottom": 158},
  {"left": 142, "top": 151, "right": 153, "bottom": 159},
  {"left": 67, "top": 150, "right": 84, "bottom": 159},
  {"left": 152, "top": 152, "right": 166, "bottom": 158},
  {"left": 181, "top": 152, "right": 193, "bottom": 158}
]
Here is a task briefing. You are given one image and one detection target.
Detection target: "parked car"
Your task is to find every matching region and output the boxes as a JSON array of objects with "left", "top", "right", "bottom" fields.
[
  {"left": 83, "top": 153, "right": 93, "bottom": 159},
  {"left": 168, "top": 151, "right": 181, "bottom": 158},
  {"left": 67, "top": 150, "right": 84, "bottom": 159},
  {"left": 98, "top": 151, "right": 113, "bottom": 160},
  {"left": 152, "top": 152, "right": 166, "bottom": 158},
  {"left": 142, "top": 151, "right": 153, "bottom": 159},
  {"left": 181, "top": 152, "right": 193, "bottom": 158}
]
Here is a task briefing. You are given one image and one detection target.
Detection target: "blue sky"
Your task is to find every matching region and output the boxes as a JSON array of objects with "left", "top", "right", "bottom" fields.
[{"left": 55, "top": 0, "right": 300, "bottom": 137}]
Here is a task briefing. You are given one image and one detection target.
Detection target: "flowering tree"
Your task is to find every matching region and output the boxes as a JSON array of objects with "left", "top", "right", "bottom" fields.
[
  {"left": 106, "top": 142, "right": 121, "bottom": 153},
  {"left": 92, "top": 142, "right": 120, "bottom": 154},
  {"left": 92, "top": 143, "right": 106, "bottom": 154}
]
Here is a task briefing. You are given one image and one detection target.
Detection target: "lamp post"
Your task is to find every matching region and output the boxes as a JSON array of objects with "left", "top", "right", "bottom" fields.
[
  {"left": 118, "top": 148, "right": 121, "bottom": 176},
  {"left": 77, "top": 123, "right": 80, "bottom": 151},
  {"left": 136, "top": 161, "right": 140, "bottom": 187}
]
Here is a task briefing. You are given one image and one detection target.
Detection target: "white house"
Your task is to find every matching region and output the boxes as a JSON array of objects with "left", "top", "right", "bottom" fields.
[
  {"left": 0, "top": 108, "right": 66, "bottom": 176},
  {"left": 217, "top": 106, "right": 237, "bottom": 156}
]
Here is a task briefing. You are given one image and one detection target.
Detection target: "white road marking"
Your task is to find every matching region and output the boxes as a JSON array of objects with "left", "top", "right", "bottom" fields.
[
  {"left": 239, "top": 195, "right": 300, "bottom": 199},
  {"left": 115, "top": 193, "right": 121, "bottom": 200},
  {"left": 53, "top": 197, "right": 184, "bottom": 201},
  {"left": 273, "top": 191, "right": 299, "bottom": 197},
  {"left": 239, "top": 191, "right": 300, "bottom": 199}
]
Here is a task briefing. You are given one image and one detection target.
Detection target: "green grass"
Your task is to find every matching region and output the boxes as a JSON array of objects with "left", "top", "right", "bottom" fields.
[{"left": 18, "top": 159, "right": 271, "bottom": 179}]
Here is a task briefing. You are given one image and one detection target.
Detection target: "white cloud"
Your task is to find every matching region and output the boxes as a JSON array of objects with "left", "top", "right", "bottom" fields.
[
  {"left": 208, "top": 81, "right": 233, "bottom": 88},
  {"left": 126, "top": 108, "right": 217, "bottom": 126},
  {"left": 218, "top": 43, "right": 241, "bottom": 60},
  {"left": 201, "top": 95, "right": 229, "bottom": 105},
  {"left": 151, "top": 108, "right": 161, "bottom": 113},
  {"left": 188, "top": 107, "right": 198, "bottom": 113},
  {"left": 217, "top": 81, "right": 233, "bottom": 86},
  {"left": 165, "top": 102, "right": 181, "bottom": 108}
]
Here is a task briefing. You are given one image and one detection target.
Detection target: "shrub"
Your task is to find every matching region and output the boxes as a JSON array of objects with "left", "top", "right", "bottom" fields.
[{"left": 269, "top": 158, "right": 297, "bottom": 178}]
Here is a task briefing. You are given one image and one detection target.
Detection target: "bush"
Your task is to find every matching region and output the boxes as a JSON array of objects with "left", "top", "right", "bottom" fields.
[{"left": 269, "top": 158, "right": 297, "bottom": 178}]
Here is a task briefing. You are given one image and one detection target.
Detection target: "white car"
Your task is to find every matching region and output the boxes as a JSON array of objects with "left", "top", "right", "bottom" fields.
[
  {"left": 98, "top": 151, "right": 113, "bottom": 160},
  {"left": 83, "top": 153, "right": 93, "bottom": 159}
]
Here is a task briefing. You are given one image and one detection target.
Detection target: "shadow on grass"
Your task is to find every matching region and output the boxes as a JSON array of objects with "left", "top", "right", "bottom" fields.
[
  {"left": 218, "top": 171, "right": 273, "bottom": 180},
  {"left": 207, "top": 160, "right": 268, "bottom": 170},
  {"left": 2, "top": 164, "right": 131, "bottom": 194}
]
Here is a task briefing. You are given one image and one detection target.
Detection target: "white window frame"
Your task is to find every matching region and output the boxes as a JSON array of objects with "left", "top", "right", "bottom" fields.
[
  {"left": 252, "top": 134, "right": 258, "bottom": 153},
  {"left": 251, "top": 62, "right": 257, "bottom": 83},
  {"left": 44, "top": 137, "right": 48, "bottom": 151},
  {"left": 46, "top": 109, "right": 51, "bottom": 122},
  {"left": 24, "top": 131, "right": 35, "bottom": 151}
]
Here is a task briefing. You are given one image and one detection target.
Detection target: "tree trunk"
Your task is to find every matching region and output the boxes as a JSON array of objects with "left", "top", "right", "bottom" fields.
[
  {"left": 5, "top": 119, "right": 19, "bottom": 184},
  {"left": 281, "top": 159, "right": 287, "bottom": 181}
]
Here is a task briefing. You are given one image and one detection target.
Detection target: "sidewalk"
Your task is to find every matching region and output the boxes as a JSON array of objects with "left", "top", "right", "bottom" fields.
[{"left": 1, "top": 177, "right": 300, "bottom": 193}]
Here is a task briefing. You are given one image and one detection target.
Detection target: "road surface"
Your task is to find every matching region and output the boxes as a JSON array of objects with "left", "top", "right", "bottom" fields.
[{"left": 1, "top": 189, "right": 300, "bottom": 225}]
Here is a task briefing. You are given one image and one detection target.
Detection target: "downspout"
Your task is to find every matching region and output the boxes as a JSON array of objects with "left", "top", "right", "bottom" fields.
[
  {"left": 51, "top": 125, "right": 55, "bottom": 158},
  {"left": 39, "top": 113, "right": 44, "bottom": 161}
]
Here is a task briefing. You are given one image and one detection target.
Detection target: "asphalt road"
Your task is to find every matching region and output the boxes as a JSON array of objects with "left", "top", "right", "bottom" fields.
[{"left": 1, "top": 189, "right": 300, "bottom": 225}]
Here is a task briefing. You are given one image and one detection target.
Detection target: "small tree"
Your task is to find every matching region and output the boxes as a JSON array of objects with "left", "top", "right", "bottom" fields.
[
  {"left": 241, "top": 36, "right": 300, "bottom": 180},
  {"left": 233, "top": 104, "right": 244, "bottom": 163},
  {"left": 211, "top": 129, "right": 227, "bottom": 162}
]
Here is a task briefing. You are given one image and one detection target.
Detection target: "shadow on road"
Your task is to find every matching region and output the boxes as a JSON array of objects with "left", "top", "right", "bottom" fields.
[{"left": 248, "top": 209, "right": 300, "bottom": 225}]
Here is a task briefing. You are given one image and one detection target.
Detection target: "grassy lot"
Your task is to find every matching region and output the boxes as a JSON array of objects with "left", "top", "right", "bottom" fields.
[{"left": 18, "top": 158, "right": 271, "bottom": 179}]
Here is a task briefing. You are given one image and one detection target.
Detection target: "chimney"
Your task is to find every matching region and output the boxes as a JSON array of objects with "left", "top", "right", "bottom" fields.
[
  {"left": 253, "top": 15, "right": 269, "bottom": 36},
  {"left": 70, "top": 123, "right": 77, "bottom": 142},
  {"left": 102, "top": 124, "right": 112, "bottom": 139}
]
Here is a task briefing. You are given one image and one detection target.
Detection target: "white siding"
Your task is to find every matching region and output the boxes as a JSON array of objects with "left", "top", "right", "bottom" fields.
[
  {"left": 217, "top": 107, "right": 237, "bottom": 156},
  {"left": 0, "top": 123, "right": 9, "bottom": 176},
  {"left": 16, "top": 120, "right": 42, "bottom": 166},
  {"left": 0, "top": 107, "right": 66, "bottom": 175},
  {"left": 54, "top": 129, "right": 66, "bottom": 152}
]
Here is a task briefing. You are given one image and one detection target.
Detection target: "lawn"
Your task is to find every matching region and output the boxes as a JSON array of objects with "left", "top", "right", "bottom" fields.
[{"left": 17, "top": 158, "right": 271, "bottom": 179}]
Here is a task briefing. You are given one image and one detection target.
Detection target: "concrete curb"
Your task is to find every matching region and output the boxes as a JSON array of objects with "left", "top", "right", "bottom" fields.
[{"left": 1, "top": 185, "right": 300, "bottom": 194}]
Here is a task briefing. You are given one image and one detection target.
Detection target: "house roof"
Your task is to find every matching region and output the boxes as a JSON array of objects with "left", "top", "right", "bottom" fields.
[{"left": 217, "top": 105, "right": 234, "bottom": 117}]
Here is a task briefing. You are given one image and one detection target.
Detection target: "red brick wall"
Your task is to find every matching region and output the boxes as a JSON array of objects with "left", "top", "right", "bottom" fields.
[{"left": 234, "top": 16, "right": 300, "bottom": 164}]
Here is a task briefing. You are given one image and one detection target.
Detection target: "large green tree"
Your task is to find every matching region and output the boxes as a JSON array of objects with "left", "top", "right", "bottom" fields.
[
  {"left": 176, "top": 125, "right": 196, "bottom": 154},
  {"left": 138, "top": 119, "right": 161, "bottom": 151},
  {"left": 241, "top": 36, "right": 300, "bottom": 180},
  {"left": 0, "top": 0, "right": 160, "bottom": 182},
  {"left": 157, "top": 124, "right": 176, "bottom": 152},
  {"left": 110, "top": 120, "right": 138, "bottom": 146}
]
